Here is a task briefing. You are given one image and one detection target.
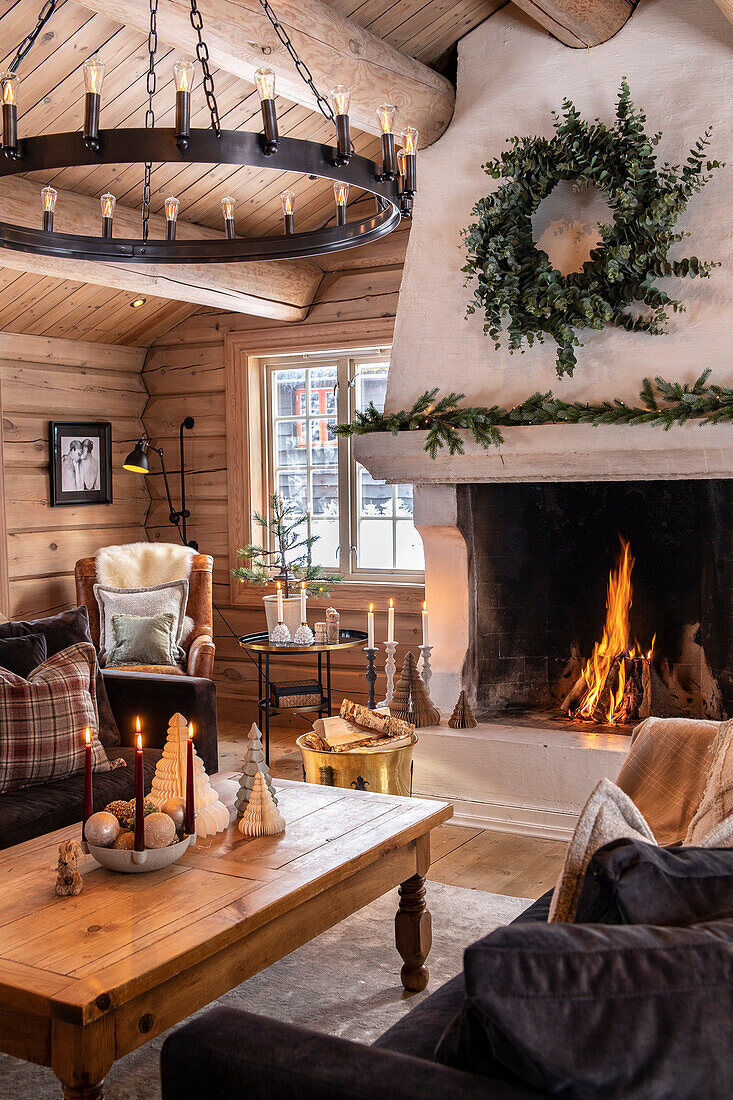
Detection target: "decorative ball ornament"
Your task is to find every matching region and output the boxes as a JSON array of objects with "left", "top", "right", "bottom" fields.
[
  {"left": 462, "top": 80, "right": 721, "bottom": 379},
  {"left": 293, "top": 623, "right": 315, "bottom": 646},
  {"left": 144, "top": 812, "right": 178, "bottom": 849},
  {"left": 113, "top": 831, "right": 135, "bottom": 850},
  {"left": 270, "top": 622, "right": 291, "bottom": 645},
  {"left": 83, "top": 811, "right": 120, "bottom": 848},
  {"left": 161, "top": 796, "right": 187, "bottom": 831}
]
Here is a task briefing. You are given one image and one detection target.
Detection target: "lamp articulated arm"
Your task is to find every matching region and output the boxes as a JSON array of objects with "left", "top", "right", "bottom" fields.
[{"left": 123, "top": 418, "right": 198, "bottom": 550}]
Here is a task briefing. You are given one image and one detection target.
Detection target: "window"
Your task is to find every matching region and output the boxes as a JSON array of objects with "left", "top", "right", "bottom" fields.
[{"left": 264, "top": 349, "right": 424, "bottom": 580}]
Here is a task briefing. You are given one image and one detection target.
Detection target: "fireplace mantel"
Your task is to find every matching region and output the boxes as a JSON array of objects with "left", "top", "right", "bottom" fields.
[{"left": 354, "top": 423, "right": 733, "bottom": 485}]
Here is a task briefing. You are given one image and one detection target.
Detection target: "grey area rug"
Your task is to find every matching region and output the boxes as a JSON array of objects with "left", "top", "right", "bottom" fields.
[{"left": 0, "top": 883, "right": 530, "bottom": 1099}]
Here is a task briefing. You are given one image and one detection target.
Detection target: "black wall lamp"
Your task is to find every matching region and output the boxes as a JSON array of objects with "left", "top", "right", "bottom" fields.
[{"left": 123, "top": 417, "right": 198, "bottom": 549}]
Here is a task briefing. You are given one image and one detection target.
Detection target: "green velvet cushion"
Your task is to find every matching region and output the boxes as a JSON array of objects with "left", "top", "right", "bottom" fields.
[{"left": 107, "top": 612, "right": 177, "bottom": 668}]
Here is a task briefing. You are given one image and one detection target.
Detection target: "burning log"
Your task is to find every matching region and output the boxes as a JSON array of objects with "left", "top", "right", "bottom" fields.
[
  {"left": 592, "top": 655, "right": 623, "bottom": 724},
  {"left": 562, "top": 673, "right": 588, "bottom": 715},
  {"left": 618, "top": 654, "right": 652, "bottom": 724}
]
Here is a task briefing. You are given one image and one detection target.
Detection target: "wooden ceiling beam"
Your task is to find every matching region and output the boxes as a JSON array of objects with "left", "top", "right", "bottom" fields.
[
  {"left": 711, "top": 0, "right": 733, "bottom": 27},
  {"left": 79, "top": 0, "right": 454, "bottom": 145},
  {"left": 510, "top": 0, "right": 635, "bottom": 47},
  {"left": 0, "top": 177, "right": 322, "bottom": 320}
]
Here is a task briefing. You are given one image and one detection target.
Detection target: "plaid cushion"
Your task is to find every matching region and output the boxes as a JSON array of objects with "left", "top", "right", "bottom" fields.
[{"left": 0, "top": 641, "right": 110, "bottom": 794}]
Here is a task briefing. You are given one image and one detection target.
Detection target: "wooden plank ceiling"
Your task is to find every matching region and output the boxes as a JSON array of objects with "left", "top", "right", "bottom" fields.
[{"left": 0, "top": 0, "right": 501, "bottom": 344}]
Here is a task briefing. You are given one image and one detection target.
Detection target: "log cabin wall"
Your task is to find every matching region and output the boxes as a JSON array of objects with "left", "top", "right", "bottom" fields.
[
  {"left": 0, "top": 332, "right": 149, "bottom": 621},
  {"left": 143, "top": 245, "right": 426, "bottom": 710}
]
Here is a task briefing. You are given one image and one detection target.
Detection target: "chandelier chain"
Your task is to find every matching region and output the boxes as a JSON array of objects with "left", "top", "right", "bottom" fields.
[
  {"left": 141, "top": 0, "right": 159, "bottom": 242},
  {"left": 256, "top": 0, "right": 336, "bottom": 127},
  {"left": 6, "top": 0, "right": 58, "bottom": 74},
  {"left": 189, "top": 0, "right": 221, "bottom": 137}
]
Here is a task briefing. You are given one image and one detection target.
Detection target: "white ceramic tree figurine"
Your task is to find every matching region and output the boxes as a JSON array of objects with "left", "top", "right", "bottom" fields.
[
  {"left": 148, "top": 713, "right": 230, "bottom": 837},
  {"left": 235, "top": 722, "right": 277, "bottom": 816},
  {"left": 238, "top": 771, "right": 285, "bottom": 837}
]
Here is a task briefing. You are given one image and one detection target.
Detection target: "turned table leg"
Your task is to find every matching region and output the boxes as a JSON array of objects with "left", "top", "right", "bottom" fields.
[
  {"left": 52, "top": 1011, "right": 114, "bottom": 1100},
  {"left": 395, "top": 873, "right": 432, "bottom": 992},
  {"left": 62, "top": 1085, "right": 105, "bottom": 1099}
]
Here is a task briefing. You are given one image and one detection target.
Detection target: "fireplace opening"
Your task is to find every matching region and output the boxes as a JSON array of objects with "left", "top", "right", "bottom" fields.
[{"left": 458, "top": 480, "right": 733, "bottom": 728}]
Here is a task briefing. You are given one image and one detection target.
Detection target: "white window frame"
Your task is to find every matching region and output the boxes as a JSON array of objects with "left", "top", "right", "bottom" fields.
[{"left": 262, "top": 347, "right": 424, "bottom": 583}]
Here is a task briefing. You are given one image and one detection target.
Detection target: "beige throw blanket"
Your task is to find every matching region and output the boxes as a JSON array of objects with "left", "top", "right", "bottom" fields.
[{"left": 615, "top": 716, "right": 720, "bottom": 845}]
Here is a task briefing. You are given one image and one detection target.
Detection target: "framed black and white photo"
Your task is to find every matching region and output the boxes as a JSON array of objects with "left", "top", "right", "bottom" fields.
[{"left": 49, "top": 421, "right": 113, "bottom": 507}]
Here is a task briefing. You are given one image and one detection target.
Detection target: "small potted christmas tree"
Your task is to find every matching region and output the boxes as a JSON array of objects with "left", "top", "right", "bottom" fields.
[{"left": 232, "top": 493, "right": 342, "bottom": 637}]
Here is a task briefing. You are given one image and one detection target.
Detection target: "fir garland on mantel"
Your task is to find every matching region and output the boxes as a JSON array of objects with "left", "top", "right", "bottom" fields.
[{"left": 334, "top": 373, "right": 733, "bottom": 459}]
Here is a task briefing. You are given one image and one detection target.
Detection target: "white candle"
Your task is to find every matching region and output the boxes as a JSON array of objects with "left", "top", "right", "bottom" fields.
[
  {"left": 387, "top": 597, "right": 395, "bottom": 643},
  {"left": 276, "top": 580, "right": 284, "bottom": 621},
  {"left": 422, "top": 600, "right": 429, "bottom": 647},
  {"left": 367, "top": 603, "right": 375, "bottom": 649},
  {"left": 300, "top": 581, "right": 307, "bottom": 622}
]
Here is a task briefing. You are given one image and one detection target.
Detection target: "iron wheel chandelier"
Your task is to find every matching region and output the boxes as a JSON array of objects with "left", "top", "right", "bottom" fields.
[{"left": 0, "top": 0, "right": 418, "bottom": 264}]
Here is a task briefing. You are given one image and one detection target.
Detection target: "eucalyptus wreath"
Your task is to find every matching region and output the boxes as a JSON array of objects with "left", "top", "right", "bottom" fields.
[{"left": 462, "top": 80, "right": 722, "bottom": 378}]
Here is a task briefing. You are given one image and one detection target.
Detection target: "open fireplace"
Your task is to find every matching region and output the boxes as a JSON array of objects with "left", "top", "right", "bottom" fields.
[{"left": 458, "top": 480, "right": 733, "bottom": 727}]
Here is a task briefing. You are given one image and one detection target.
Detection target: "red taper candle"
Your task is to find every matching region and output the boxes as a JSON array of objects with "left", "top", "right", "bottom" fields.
[
  {"left": 83, "top": 727, "right": 93, "bottom": 839},
  {"left": 185, "top": 722, "right": 195, "bottom": 835},
  {"left": 134, "top": 719, "right": 145, "bottom": 852}
]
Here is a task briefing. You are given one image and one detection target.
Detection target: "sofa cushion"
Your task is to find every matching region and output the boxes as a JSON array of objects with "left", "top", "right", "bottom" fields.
[
  {"left": 0, "top": 746, "right": 162, "bottom": 850},
  {"left": 575, "top": 837, "right": 733, "bottom": 926},
  {"left": 107, "top": 611, "right": 179, "bottom": 667},
  {"left": 435, "top": 917, "right": 733, "bottom": 1099},
  {"left": 0, "top": 632, "right": 47, "bottom": 677},
  {"left": 95, "top": 579, "right": 189, "bottom": 664},
  {"left": 0, "top": 642, "right": 110, "bottom": 794},
  {"left": 0, "top": 607, "right": 120, "bottom": 747}
]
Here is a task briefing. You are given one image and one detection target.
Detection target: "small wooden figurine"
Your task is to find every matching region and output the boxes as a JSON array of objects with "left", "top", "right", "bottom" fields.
[
  {"left": 55, "top": 840, "right": 83, "bottom": 897},
  {"left": 391, "top": 651, "right": 441, "bottom": 728},
  {"left": 238, "top": 771, "right": 286, "bottom": 837},
  {"left": 448, "top": 690, "right": 477, "bottom": 729}
]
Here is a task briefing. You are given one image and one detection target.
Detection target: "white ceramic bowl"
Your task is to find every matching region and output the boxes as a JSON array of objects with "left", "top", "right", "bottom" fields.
[{"left": 87, "top": 832, "right": 195, "bottom": 873}]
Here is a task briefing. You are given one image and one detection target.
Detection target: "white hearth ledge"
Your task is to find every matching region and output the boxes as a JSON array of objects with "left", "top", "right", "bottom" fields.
[{"left": 353, "top": 423, "right": 733, "bottom": 484}]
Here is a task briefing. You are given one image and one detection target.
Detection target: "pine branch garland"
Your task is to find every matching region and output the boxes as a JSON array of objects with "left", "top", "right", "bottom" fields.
[{"left": 334, "top": 374, "right": 733, "bottom": 458}]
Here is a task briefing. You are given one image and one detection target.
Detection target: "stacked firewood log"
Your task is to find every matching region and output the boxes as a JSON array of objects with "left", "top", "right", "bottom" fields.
[{"left": 562, "top": 652, "right": 652, "bottom": 725}]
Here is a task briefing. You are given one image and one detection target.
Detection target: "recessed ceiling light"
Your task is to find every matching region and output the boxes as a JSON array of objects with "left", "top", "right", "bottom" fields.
[{"left": 130, "top": 297, "right": 146, "bottom": 308}]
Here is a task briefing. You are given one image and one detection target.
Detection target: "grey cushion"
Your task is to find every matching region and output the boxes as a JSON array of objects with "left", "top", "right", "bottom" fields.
[
  {"left": 95, "top": 579, "right": 189, "bottom": 664},
  {"left": 0, "top": 632, "right": 47, "bottom": 677},
  {"left": 108, "top": 611, "right": 178, "bottom": 667}
]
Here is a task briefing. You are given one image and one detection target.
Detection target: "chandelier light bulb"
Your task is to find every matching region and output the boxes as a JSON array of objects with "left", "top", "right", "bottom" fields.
[
  {"left": 100, "top": 192, "right": 116, "bottom": 237},
  {"left": 333, "top": 181, "right": 348, "bottom": 226},
  {"left": 377, "top": 104, "right": 398, "bottom": 179},
  {"left": 41, "top": 185, "right": 57, "bottom": 231},
  {"left": 330, "top": 86, "right": 351, "bottom": 166},
  {"left": 1, "top": 72, "right": 20, "bottom": 155},
  {"left": 401, "top": 127, "right": 418, "bottom": 156},
  {"left": 221, "top": 194, "right": 236, "bottom": 238},
  {"left": 281, "top": 189, "right": 295, "bottom": 235},
  {"left": 376, "top": 104, "right": 396, "bottom": 135},
  {"left": 254, "top": 67, "right": 275, "bottom": 101},
  {"left": 400, "top": 127, "right": 418, "bottom": 196},
  {"left": 173, "top": 60, "right": 195, "bottom": 93},
  {"left": 255, "top": 67, "right": 279, "bottom": 154},
  {"left": 165, "top": 196, "right": 180, "bottom": 240},
  {"left": 82, "top": 56, "right": 106, "bottom": 95}
]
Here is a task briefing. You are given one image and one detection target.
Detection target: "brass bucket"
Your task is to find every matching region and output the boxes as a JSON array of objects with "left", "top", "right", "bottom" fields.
[{"left": 296, "top": 734, "right": 417, "bottom": 797}]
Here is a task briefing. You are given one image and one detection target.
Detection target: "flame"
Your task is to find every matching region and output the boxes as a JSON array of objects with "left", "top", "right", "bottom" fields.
[
  {"left": 188, "top": 722, "right": 194, "bottom": 741},
  {"left": 85, "top": 727, "right": 91, "bottom": 747},
  {"left": 576, "top": 538, "right": 634, "bottom": 724},
  {"left": 369, "top": 602, "right": 373, "bottom": 613},
  {"left": 136, "top": 732, "right": 142, "bottom": 751}
]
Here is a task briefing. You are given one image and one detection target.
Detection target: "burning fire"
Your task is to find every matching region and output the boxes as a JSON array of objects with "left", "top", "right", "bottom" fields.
[{"left": 570, "top": 537, "right": 654, "bottom": 725}]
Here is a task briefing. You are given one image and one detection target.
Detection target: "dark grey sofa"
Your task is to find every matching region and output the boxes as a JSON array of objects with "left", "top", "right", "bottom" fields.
[
  {"left": 160, "top": 893, "right": 553, "bottom": 1100},
  {"left": 0, "top": 670, "right": 218, "bottom": 850}
]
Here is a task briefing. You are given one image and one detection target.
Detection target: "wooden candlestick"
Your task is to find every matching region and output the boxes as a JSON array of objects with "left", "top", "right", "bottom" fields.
[
  {"left": 364, "top": 646, "right": 378, "bottom": 709},
  {"left": 417, "top": 644, "right": 434, "bottom": 699},
  {"left": 377, "top": 640, "right": 398, "bottom": 709}
]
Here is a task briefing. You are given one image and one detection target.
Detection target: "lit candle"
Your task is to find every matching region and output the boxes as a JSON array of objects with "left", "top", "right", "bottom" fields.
[
  {"left": 277, "top": 580, "right": 284, "bottom": 621},
  {"left": 368, "top": 602, "right": 375, "bottom": 649},
  {"left": 134, "top": 719, "right": 145, "bottom": 852},
  {"left": 300, "top": 580, "right": 307, "bottom": 623},
  {"left": 387, "top": 597, "right": 395, "bottom": 643},
  {"left": 422, "top": 601, "right": 429, "bottom": 647},
  {"left": 185, "top": 722, "right": 195, "bottom": 835},
  {"left": 83, "top": 727, "right": 93, "bottom": 838}
]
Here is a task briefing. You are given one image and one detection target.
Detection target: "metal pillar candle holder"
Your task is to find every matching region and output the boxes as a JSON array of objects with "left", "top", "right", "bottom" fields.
[
  {"left": 377, "top": 641, "right": 398, "bottom": 709},
  {"left": 364, "top": 646, "right": 378, "bottom": 709}
]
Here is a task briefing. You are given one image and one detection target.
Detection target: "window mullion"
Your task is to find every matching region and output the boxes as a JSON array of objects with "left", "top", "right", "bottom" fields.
[{"left": 336, "top": 357, "right": 351, "bottom": 576}]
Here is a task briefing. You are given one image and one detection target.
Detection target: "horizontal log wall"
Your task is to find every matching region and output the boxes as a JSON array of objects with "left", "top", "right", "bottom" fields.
[
  {"left": 143, "top": 258, "right": 425, "bottom": 716},
  {"left": 0, "top": 332, "right": 149, "bottom": 620}
]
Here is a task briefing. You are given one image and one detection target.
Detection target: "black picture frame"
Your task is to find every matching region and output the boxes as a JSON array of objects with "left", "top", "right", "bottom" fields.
[{"left": 49, "top": 421, "right": 113, "bottom": 507}]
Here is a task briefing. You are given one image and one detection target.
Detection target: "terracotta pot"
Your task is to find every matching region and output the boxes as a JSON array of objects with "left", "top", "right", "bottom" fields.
[{"left": 263, "top": 593, "right": 302, "bottom": 639}]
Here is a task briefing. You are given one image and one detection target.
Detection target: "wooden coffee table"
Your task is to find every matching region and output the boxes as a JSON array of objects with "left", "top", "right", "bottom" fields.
[{"left": 0, "top": 777, "right": 452, "bottom": 1098}]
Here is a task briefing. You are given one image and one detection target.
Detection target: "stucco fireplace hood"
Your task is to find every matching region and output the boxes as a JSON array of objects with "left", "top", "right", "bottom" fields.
[{"left": 353, "top": 424, "right": 733, "bottom": 486}]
